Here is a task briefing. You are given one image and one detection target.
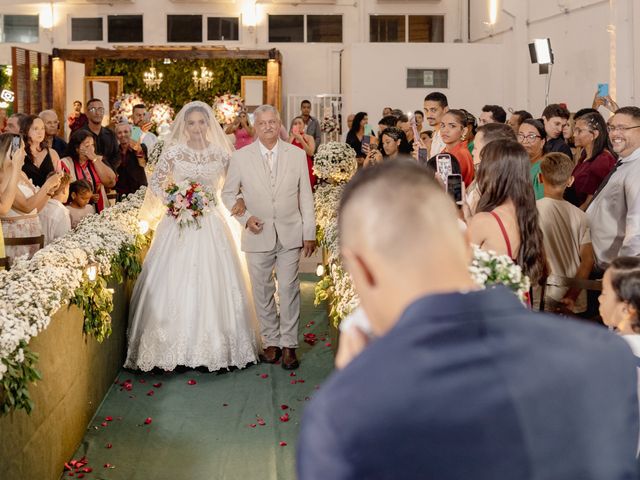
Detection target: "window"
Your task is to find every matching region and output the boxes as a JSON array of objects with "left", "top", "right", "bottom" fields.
[
  {"left": 407, "top": 69, "right": 449, "bottom": 89},
  {"left": 307, "top": 15, "right": 342, "bottom": 43},
  {"left": 71, "top": 17, "right": 103, "bottom": 42},
  {"left": 2, "top": 15, "right": 39, "bottom": 43},
  {"left": 168, "top": 15, "right": 202, "bottom": 43},
  {"left": 107, "top": 15, "right": 142, "bottom": 43},
  {"left": 370, "top": 15, "right": 404, "bottom": 43},
  {"left": 408, "top": 15, "right": 444, "bottom": 43},
  {"left": 207, "top": 17, "right": 238, "bottom": 41},
  {"left": 268, "top": 15, "right": 303, "bottom": 43}
]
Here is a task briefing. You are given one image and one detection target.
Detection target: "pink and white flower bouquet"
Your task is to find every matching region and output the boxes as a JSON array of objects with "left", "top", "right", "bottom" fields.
[{"left": 165, "top": 180, "right": 216, "bottom": 230}]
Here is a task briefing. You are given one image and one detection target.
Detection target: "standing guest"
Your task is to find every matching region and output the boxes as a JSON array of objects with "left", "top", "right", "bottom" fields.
[
  {"left": 479, "top": 104, "right": 507, "bottom": 126},
  {"left": 39, "top": 172, "right": 71, "bottom": 245},
  {"left": 21, "top": 115, "right": 62, "bottom": 188},
  {"left": 79, "top": 98, "right": 119, "bottom": 171},
  {"left": 343, "top": 113, "right": 355, "bottom": 142},
  {"left": 67, "top": 179, "right": 95, "bottom": 228},
  {"left": 396, "top": 114, "right": 415, "bottom": 148},
  {"left": 68, "top": 100, "right": 88, "bottom": 133},
  {"left": 39, "top": 110, "right": 67, "bottom": 159},
  {"left": 346, "top": 112, "right": 369, "bottom": 162},
  {"left": 114, "top": 122, "right": 148, "bottom": 199},
  {"left": 61, "top": 129, "right": 116, "bottom": 213},
  {"left": 423, "top": 92, "right": 449, "bottom": 156},
  {"left": 225, "top": 111, "right": 255, "bottom": 150},
  {"left": 377, "top": 115, "right": 398, "bottom": 136},
  {"left": 297, "top": 160, "right": 640, "bottom": 480},
  {"left": 587, "top": 106, "right": 640, "bottom": 270},
  {"left": 289, "top": 116, "right": 316, "bottom": 188},
  {"left": 536, "top": 153, "right": 593, "bottom": 314},
  {"left": 300, "top": 100, "right": 321, "bottom": 151},
  {"left": 564, "top": 112, "right": 616, "bottom": 209},
  {"left": 382, "top": 107, "right": 392, "bottom": 117},
  {"left": 414, "top": 110, "right": 424, "bottom": 133},
  {"left": 390, "top": 108, "right": 404, "bottom": 118},
  {"left": 440, "top": 109, "right": 474, "bottom": 186},
  {"left": 364, "top": 127, "right": 411, "bottom": 167},
  {"left": 460, "top": 109, "right": 478, "bottom": 154},
  {"left": 518, "top": 118, "right": 547, "bottom": 200},
  {"left": 5, "top": 113, "right": 26, "bottom": 135},
  {"left": 507, "top": 109, "right": 533, "bottom": 134},
  {"left": 467, "top": 140, "right": 545, "bottom": 288},
  {"left": 130, "top": 103, "right": 158, "bottom": 150},
  {"left": 542, "top": 103, "right": 573, "bottom": 158}
]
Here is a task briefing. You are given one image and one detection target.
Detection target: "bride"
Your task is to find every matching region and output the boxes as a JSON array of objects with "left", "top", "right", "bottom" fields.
[{"left": 125, "top": 101, "right": 260, "bottom": 372}]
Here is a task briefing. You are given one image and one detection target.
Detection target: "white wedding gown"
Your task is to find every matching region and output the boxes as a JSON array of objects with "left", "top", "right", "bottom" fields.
[{"left": 125, "top": 143, "right": 260, "bottom": 372}]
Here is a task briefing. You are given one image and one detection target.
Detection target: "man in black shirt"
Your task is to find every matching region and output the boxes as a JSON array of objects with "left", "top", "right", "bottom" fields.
[
  {"left": 541, "top": 103, "right": 573, "bottom": 158},
  {"left": 39, "top": 109, "right": 67, "bottom": 159},
  {"left": 81, "top": 98, "right": 119, "bottom": 171}
]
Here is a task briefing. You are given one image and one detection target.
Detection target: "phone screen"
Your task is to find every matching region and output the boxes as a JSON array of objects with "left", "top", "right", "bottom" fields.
[
  {"left": 446, "top": 174, "right": 463, "bottom": 204},
  {"left": 436, "top": 154, "right": 453, "bottom": 177},
  {"left": 597, "top": 83, "right": 609, "bottom": 97},
  {"left": 10, "top": 136, "right": 20, "bottom": 157},
  {"left": 362, "top": 135, "right": 371, "bottom": 149},
  {"left": 418, "top": 147, "right": 429, "bottom": 165},
  {"left": 410, "top": 117, "right": 420, "bottom": 141},
  {"left": 364, "top": 124, "right": 373, "bottom": 137}
]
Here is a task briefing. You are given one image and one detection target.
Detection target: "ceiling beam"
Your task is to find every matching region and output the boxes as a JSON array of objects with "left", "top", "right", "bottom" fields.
[{"left": 55, "top": 47, "right": 281, "bottom": 62}]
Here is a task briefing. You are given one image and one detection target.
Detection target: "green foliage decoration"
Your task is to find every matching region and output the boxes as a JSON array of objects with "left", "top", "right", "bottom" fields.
[{"left": 0, "top": 342, "right": 41, "bottom": 415}]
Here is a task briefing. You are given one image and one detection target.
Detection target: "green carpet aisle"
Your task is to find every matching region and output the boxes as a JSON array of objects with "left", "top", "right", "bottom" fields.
[{"left": 62, "top": 274, "right": 334, "bottom": 480}]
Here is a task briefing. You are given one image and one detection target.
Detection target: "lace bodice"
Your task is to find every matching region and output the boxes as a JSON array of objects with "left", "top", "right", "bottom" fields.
[{"left": 150, "top": 143, "right": 231, "bottom": 197}]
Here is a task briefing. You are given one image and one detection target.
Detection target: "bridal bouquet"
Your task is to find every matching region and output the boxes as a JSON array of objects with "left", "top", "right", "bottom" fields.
[{"left": 165, "top": 181, "right": 216, "bottom": 230}]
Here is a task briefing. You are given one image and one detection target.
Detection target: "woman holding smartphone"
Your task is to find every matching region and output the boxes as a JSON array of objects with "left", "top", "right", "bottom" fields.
[
  {"left": 289, "top": 116, "right": 316, "bottom": 188},
  {"left": 364, "top": 127, "right": 411, "bottom": 166},
  {"left": 225, "top": 111, "right": 255, "bottom": 150},
  {"left": 439, "top": 110, "right": 474, "bottom": 186},
  {"left": 0, "top": 134, "right": 25, "bottom": 264},
  {"left": 346, "top": 112, "right": 370, "bottom": 165}
]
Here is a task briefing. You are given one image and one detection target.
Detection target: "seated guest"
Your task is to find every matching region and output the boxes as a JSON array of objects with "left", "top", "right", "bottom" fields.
[
  {"left": 67, "top": 100, "right": 88, "bottom": 133},
  {"left": 297, "top": 160, "right": 640, "bottom": 480},
  {"left": 39, "top": 172, "right": 71, "bottom": 245},
  {"left": 479, "top": 104, "right": 507, "bottom": 126},
  {"left": 440, "top": 109, "right": 474, "bottom": 186},
  {"left": 289, "top": 116, "right": 316, "bottom": 188},
  {"left": 39, "top": 109, "right": 67, "bottom": 159},
  {"left": 21, "top": 115, "right": 62, "bottom": 188},
  {"left": 345, "top": 112, "right": 369, "bottom": 163},
  {"left": 467, "top": 140, "right": 545, "bottom": 288},
  {"left": 542, "top": 103, "right": 573, "bottom": 158},
  {"left": 61, "top": 129, "right": 116, "bottom": 213},
  {"left": 518, "top": 118, "right": 547, "bottom": 199},
  {"left": 114, "top": 122, "right": 148, "bottom": 199},
  {"left": 587, "top": 106, "right": 640, "bottom": 270},
  {"left": 67, "top": 179, "right": 95, "bottom": 228},
  {"left": 0, "top": 133, "right": 26, "bottom": 264},
  {"left": 507, "top": 109, "right": 533, "bottom": 134},
  {"left": 364, "top": 127, "right": 411, "bottom": 167},
  {"left": 536, "top": 153, "right": 593, "bottom": 314},
  {"left": 564, "top": 112, "right": 616, "bottom": 209}
]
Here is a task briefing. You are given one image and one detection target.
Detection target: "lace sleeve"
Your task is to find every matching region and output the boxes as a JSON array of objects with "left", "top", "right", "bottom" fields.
[{"left": 149, "top": 145, "right": 176, "bottom": 198}]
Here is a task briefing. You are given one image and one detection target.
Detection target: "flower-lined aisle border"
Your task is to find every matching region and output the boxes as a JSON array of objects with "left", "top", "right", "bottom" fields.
[{"left": 0, "top": 189, "right": 151, "bottom": 414}]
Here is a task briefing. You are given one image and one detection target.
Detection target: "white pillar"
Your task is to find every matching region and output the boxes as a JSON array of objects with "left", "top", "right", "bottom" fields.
[{"left": 609, "top": 0, "right": 635, "bottom": 106}]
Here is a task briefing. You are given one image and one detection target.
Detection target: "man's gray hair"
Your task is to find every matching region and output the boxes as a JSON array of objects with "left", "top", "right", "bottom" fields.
[
  {"left": 254, "top": 104, "right": 281, "bottom": 121},
  {"left": 39, "top": 109, "right": 58, "bottom": 119}
]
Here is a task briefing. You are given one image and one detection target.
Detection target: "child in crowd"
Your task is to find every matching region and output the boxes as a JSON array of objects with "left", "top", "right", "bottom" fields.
[
  {"left": 67, "top": 179, "right": 95, "bottom": 228},
  {"left": 39, "top": 172, "right": 71, "bottom": 245},
  {"left": 536, "top": 152, "right": 593, "bottom": 314}
]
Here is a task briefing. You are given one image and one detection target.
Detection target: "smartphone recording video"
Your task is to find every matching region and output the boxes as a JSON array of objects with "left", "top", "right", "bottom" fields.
[{"left": 446, "top": 174, "right": 463, "bottom": 205}]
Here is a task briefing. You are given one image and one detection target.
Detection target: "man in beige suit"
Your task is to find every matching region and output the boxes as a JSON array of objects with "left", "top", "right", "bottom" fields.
[{"left": 222, "top": 105, "right": 316, "bottom": 369}]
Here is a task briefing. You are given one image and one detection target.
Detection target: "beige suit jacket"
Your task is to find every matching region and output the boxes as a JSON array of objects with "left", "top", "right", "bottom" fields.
[{"left": 222, "top": 140, "right": 316, "bottom": 253}]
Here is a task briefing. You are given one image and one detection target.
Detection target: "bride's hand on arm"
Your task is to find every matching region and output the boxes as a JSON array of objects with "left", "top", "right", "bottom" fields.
[{"left": 230, "top": 198, "right": 246, "bottom": 216}]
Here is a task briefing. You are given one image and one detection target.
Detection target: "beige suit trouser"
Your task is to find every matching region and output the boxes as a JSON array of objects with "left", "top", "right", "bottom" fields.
[{"left": 246, "top": 237, "right": 301, "bottom": 349}]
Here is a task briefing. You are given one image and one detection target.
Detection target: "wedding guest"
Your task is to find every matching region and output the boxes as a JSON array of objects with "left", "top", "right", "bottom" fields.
[
  {"left": 346, "top": 112, "right": 369, "bottom": 162},
  {"left": 297, "top": 160, "right": 639, "bottom": 480},
  {"left": 0, "top": 134, "right": 26, "bottom": 261},
  {"left": 39, "top": 172, "right": 71, "bottom": 245},
  {"left": 466, "top": 123, "right": 516, "bottom": 215},
  {"left": 396, "top": 114, "right": 415, "bottom": 147},
  {"left": 61, "top": 129, "right": 116, "bottom": 213},
  {"left": 587, "top": 106, "right": 640, "bottom": 270},
  {"left": 67, "top": 179, "right": 95, "bottom": 228},
  {"left": 423, "top": 92, "right": 449, "bottom": 156},
  {"left": 564, "top": 112, "right": 616, "bottom": 209},
  {"left": 5, "top": 113, "right": 26, "bottom": 135},
  {"left": 460, "top": 108, "right": 478, "bottom": 154},
  {"left": 479, "top": 104, "right": 507, "bottom": 126},
  {"left": 21, "top": 115, "right": 62, "bottom": 188},
  {"left": 518, "top": 118, "right": 547, "bottom": 199},
  {"left": 507, "top": 109, "right": 532, "bottom": 134},
  {"left": 382, "top": 107, "right": 392, "bottom": 117},
  {"left": 289, "top": 116, "right": 316, "bottom": 188},
  {"left": 536, "top": 153, "right": 593, "bottom": 314},
  {"left": 300, "top": 100, "right": 321, "bottom": 150},
  {"left": 440, "top": 109, "right": 474, "bottom": 186},
  {"left": 364, "top": 127, "right": 411, "bottom": 167},
  {"left": 39, "top": 110, "right": 67, "bottom": 159},
  {"left": 68, "top": 100, "right": 88, "bottom": 133},
  {"left": 114, "top": 122, "right": 148, "bottom": 199},
  {"left": 414, "top": 110, "right": 424, "bottom": 133},
  {"left": 542, "top": 103, "right": 573, "bottom": 158},
  {"left": 225, "top": 111, "right": 255, "bottom": 150},
  {"left": 377, "top": 115, "right": 398, "bottom": 136},
  {"left": 79, "top": 98, "right": 119, "bottom": 171},
  {"left": 131, "top": 103, "right": 158, "bottom": 150},
  {"left": 343, "top": 114, "right": 355, "bottom": 142},
  {"left": 467, "top": 140, "right": 545, "bottom": 287}
]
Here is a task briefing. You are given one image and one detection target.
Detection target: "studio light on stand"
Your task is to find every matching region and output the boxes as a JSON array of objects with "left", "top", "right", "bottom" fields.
[{"left": 529, "top": 38, "right": 555, "bottom": 106}]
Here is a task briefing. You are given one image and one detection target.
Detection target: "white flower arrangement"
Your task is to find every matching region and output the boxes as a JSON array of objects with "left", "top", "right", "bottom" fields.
[
  {"left": 313, "top": 142, "right": 358, "bottom": 184},
  {"left": 146, "top": 138, "right": 165, "bottom": 171},
  {"left": 150, "top": 103, "right": 175, "bottom": 131},
  {"left": 111, "top": 92, "right": 146, "bottom": 125},
  {"left": 469, "top": 245, "right": 531, "bottom": 303},
  {"left": 0, "top": 189, "right": 146, "bottom": 384},
  {"left": 321, "top": 116, "right": 338, "bottom": 134},
  {"left": 213, "top": 94, "right": 244, "bottom": 125}
]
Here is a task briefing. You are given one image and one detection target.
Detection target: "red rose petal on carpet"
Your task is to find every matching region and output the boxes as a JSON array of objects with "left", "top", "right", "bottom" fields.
[
  {"left": 144, "top": 417, "right": 152, "bottom": 425},
  {"left": 280, "top": 404, "right": 289, "bottom": 410},
  {"left": 257, "top": 418, "right": 266, "bottom": 426},
  {"left": 279, "top": 441, "right": 287, "bottom": 447},
  {"left": 105, "top": 416, "right": 113, "bottom": 422},
  {"left": 260, "top": 374, "right": 268, "bottom": 379},
  {"left": 187, "top": 379, "right": 197, "bottom": 385},
  {"left": 249, "top": 423, "right": 257, "bottom": 428},
  {"left": 147, "top": 390, "right": 155, "bottom": 396},
  {"left": 101, "top": 422, "right": 108, "bottom": 427},
  {"left": 279, "top": 413, "right": 290, "bottom": 422},
  {"left": 153, "top": 382, "right": 162, "bottom": 388},
  {"left": 106, "top": 443, "right": 112, "bottom": 449}
]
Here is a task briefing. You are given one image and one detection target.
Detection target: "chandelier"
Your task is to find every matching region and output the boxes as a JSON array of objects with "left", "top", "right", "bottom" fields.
[
  {"left": 192, "top": 66, "right": 214, "bottom": 91},
  {"left": 143, "top": 66, "right": 163, "bottom": 90}
]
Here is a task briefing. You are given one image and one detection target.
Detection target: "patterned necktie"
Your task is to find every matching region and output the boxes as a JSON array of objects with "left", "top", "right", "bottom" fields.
[
  {"left": 591, "top": 159, "right": 622, "bottom": 201},
  {"left": 266, "top": 151, "right": 274, "bottom": 173}
]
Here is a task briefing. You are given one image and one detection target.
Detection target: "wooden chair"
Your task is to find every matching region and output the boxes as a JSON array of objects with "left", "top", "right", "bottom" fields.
[
  {"left": 3, "top": 234, "right": 45, "bottom": 250},
  {"left": 107, "top": 191, "right": 118, "bottom": 206},
  {"left": 0, "top": 256, "right": 8, "bottom": 270},
  {"left": 538, "top": 274, "right": 603, "bottom": 312}
]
